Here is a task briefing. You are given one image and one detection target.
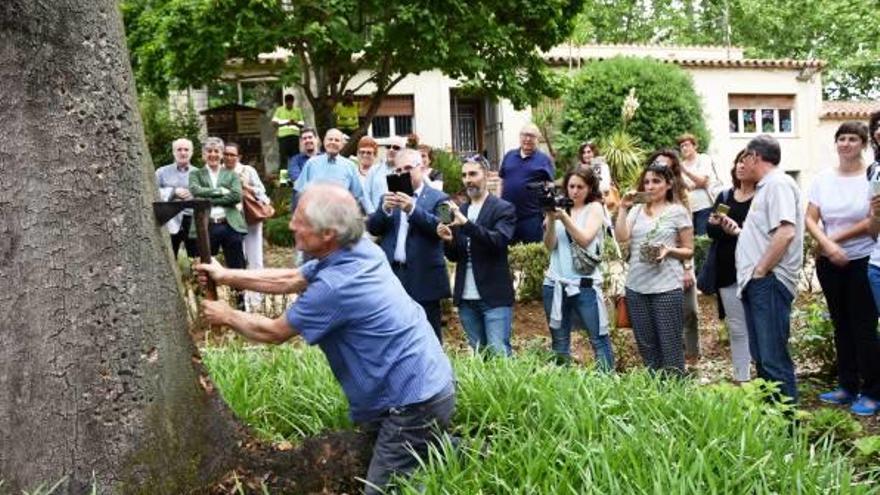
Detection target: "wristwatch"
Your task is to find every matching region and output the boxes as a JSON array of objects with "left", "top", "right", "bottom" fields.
[{"left": 682, "top": 261, "right": 693, "bottom": 271}]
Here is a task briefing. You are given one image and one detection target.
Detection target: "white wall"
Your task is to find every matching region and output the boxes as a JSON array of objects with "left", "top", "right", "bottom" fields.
[{"left": 685, "top": 66, "right": 823, "bottom": 188}]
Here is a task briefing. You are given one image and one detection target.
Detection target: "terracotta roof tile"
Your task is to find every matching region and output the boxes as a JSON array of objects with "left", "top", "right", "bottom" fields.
[
  {"left": 821, "top": 101, "right": 880, "bottom": 119},
  {"left": 544, "top": 55, "right": 825, "bottom": 70}
]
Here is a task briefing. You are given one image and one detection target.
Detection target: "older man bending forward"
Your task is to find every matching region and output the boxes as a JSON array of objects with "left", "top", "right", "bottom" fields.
[{"left": 196, "top": 183, "right": 456, "bottom": 494}]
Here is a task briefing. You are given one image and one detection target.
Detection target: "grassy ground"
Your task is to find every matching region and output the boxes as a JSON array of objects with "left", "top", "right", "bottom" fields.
[{"left": 203, "top": 344, "right": 879, "bottom": 494}]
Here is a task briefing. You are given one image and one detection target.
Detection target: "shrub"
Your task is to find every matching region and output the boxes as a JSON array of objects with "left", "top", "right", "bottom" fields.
[
  {"left": 693, "top": 234, "right": 712, "bottom": 274},
  {"left": 508, "top": 242, "right": 549, "bottom": 301},
  {"left": 139, "top": 91, "right": 202, "bottom": 169},
  {"left": 558, "top": 56, "right": 710, "bottom": 167},
  {"left": 431, "top": 149, "right": 463, "bottom": 196},
  {"left": 791, "top": 300, "right": 837, "bottom": 376},
  {"left": 264, "top": 214, "right": 293, "bottom": 247}
]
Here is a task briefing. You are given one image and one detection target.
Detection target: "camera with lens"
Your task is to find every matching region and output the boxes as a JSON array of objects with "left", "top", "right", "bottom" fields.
[{"left": 526, "top": 182, "right": 574, "bottom": 212}]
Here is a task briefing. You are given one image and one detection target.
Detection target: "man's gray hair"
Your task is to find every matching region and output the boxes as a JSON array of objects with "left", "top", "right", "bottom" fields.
[
  {"left": 746, "top": 134, "right": 781, "bottom": 166},
  {"left": 202, "top": 136, "right": 225, "bottom": 151},
  {"left": 171, "top": 137, "right": 193, "bottom": 150},
  {"left": 302, "top": 184, "right": 364, "bottom": 248},
  {"left": 395, "top": 148, "right": 423, "bottom": 168},
  {"left": 464, "top": 155, "right": 490, "bottom": 172}
]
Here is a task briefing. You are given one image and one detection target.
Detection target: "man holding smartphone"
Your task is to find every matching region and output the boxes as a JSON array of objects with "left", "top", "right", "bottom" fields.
[
  {"left": 367, "top": 149, "right": 451, "bottom": 341},
  {"left": 437, "top": 158, "right": 517, "bottom": 356}
]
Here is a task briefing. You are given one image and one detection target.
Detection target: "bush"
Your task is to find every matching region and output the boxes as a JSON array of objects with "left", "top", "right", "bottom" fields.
[
  {"left": 558, "top": 56, "right": 710, "bottom": 166},
  {"left": 264, "top": 214, "right": 293, "bottom": 247},
  {"left": 139, "top": 91, "right": 202, "bottom": 169},
  {"left": 431, "top": 149, "right": 463, "bottom": 196},
  {"left": 508, "top": 243, "right": 549, "bottom": 301},
  {"left": 791, "top": 300, "right": 837, "bottom": 376}
]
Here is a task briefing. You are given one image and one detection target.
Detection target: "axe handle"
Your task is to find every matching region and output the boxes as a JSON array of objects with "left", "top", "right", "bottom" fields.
[{"left": 193, "top": 209, "right": 218, "bottom": 301}]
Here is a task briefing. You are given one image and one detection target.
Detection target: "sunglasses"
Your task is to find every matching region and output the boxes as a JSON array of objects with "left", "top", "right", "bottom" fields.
[{"left": 389, "top": 145, "right": 402, "bottom": 151}]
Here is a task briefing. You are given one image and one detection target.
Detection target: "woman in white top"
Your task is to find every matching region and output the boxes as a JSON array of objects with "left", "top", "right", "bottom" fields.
[
  {"left": 572, "top": 141, "right": 611, "bottom": 195},
  {"left": 807, "top": 121, "right": 880, "bottom": 416},
  {"left": 542, "top": 168, "right": 614, "bottom": 369},
  {"left": 615, "top": 162, "right": 694, "bottom": 375},
  {"left": 223, "top": 143, "right": 271, "bottom": 310},
  {"left": 677, "top": 133, "right": 715, "bottom": 236}
]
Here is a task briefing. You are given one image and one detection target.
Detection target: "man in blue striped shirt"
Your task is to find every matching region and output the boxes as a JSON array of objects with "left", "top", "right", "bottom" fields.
[{"left": 195, "top": 183, "right": 455, "bottom": 494}]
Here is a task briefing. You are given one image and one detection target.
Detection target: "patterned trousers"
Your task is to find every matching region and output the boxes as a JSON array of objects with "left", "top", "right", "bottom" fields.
[{"left": 626, "top": 288, "right": 685, "bottom": 375}]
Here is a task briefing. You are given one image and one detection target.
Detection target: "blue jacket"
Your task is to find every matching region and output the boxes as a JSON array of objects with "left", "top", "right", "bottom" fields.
[
  {"left": 443, "top": 194, "right": 517, "bottom": 307},
  {"left": 367, "top": 185, "right": 452, "bottom": 302}
]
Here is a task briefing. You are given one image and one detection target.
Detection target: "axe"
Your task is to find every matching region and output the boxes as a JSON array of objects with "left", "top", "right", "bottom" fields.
[{"left": 153, "top": 199, "right": 217, "bottom": 300}]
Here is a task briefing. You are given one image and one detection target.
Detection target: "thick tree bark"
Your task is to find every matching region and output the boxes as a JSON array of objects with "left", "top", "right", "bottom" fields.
[{"left": 0, "top": 1, "right": 241, "bottom": 492}]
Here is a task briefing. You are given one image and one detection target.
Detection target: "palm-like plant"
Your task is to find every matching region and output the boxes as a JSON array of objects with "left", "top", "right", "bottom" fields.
[{"left": 600, "top": 88, "right": 646, "bottom": 191}]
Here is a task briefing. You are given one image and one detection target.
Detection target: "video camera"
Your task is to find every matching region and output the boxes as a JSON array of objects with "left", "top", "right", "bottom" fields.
[{"left": 526, "top": 182, "right": 574, "bottom": 212}]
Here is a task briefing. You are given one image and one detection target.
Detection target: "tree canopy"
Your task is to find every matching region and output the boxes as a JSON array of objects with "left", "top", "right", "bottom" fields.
[
  {"left": 569, "top": 0, "right": 880, "bottom": 99},
  {"left": 123, "top": 0, "right": 585, "bottom": 141}
]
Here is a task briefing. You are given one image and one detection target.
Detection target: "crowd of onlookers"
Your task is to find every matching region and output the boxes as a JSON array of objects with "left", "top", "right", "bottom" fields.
[{"left": 158, "top": 98, "right": 880, "bottom": 417}]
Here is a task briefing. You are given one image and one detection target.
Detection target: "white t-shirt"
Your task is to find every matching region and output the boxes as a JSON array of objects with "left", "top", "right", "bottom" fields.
[
  {"left": 682, "top": 153, "right": 715, "bottom": 212},
  {"left": 865, "top": 164, "right": 880, "bottom": 267},
  {"left": 807, "top": 168, "right": 874, "bottom": 260}
]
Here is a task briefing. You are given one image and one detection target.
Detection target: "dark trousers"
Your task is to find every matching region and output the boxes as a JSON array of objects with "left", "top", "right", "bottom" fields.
[
  {"left": 278, "top": 135, "right": 300, "bottom": 170},
  {"left": 419, "top": 300, "right": 443, "bottom": 343},
  {"left": 692, "top": 207, "right": 711, "bottom": 236},
  {"left": 511, "top": 215, "right": 543, "bottom": 245},
  {"left": 361, "top": 382, "right": 456, "bottom": 495},
  {"left": 209, "top": 223, "right": 246, "bottom": 269},
  {"left": 170, "top": 215, "right": 198, "bottom": 258},
  {"left": 742, "top": 274, "right": 797, "bottom": 402},
  {"left": 626, "top": 288, "right": 685, "bottom": 375},
  {"left": 817, "top": 256, "right": 880, "bottom": 400}
]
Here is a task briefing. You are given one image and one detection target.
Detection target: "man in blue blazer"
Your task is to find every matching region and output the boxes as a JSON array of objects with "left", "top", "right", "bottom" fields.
[
  {"left": 438, "top": 158, "right": 517, "bottom": 356},
  {"left": 367, "top": 149, "right": 451, "bottom": 342}
]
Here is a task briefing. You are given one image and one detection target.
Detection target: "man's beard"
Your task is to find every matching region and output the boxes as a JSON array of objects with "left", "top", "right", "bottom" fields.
[{"left": 466, "top": 186, "right": 482, "bottom": 198}]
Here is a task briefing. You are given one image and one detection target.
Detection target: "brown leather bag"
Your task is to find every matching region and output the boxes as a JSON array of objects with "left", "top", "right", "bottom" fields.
[
  {"left": 614, "top": 294, "right": 631, "bottom": 329},
  {"left": 243, "top": 190, "right": 275, "bottom": 224}
]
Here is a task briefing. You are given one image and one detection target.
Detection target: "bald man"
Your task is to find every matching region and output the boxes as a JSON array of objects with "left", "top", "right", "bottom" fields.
[
  {"left": 498, "top": 123, "right": 555, "bottom": 244},
  {"left": 196, "top": 184, "right": 455, "bottom": 495},
  {"left": 293, "top": 128, "right": 367, "bottom": 212}
]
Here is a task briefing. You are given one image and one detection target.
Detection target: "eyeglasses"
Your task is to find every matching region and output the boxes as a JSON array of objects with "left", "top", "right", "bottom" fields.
[
  {"left": 223, "top": 153, "right": 238, "bottom": 157},
  {"left": 389, "top": 145, "right": 402, "bottom": 151},
  {"left": 520, "top": 133, "right": 538, "bottom": 139},
  {"left": 358, "top": 149, "right": 375, "bottom": 156},
  {"left": 395, "top": 165, "right": 416, "bottom": 173}
]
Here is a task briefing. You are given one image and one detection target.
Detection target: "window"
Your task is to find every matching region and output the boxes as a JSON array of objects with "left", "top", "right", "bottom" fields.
[
  {"left": 728, "top": 95, "right": 795, "bottom": 135},
  {"left": 358, "top": 95, "right": 414, "bottom": 139}
]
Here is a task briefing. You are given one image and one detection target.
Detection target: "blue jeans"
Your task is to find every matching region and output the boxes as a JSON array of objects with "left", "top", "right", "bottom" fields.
[
  {"left": 362, "top": 382, "right": 456, "bottom": 495},
  {"left": 868, "top": 263, "right": 880, "bottom": 312},
  {"left": 542, "top": 285, "right": 614, "bottom": 370},
  {"left": 741, "top": 274, "right": 797, "bottom": 402},
  {"left": 458, "top": 300, "right": 513, "bottom": 356}
]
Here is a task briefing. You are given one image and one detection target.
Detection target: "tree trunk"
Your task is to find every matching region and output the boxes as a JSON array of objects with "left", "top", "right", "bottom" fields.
[{"left": 0, "top": 1, "right": 242, "bottom": 492}]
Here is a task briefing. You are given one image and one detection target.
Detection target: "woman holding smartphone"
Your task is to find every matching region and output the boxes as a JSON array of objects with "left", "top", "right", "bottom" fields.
[
  {"left": 807, "top": 121, "right": 880, "bottom": 416},
  {"left": 705, "top": 150, "right": 755, "bottom": 383},
  {"left": 542, "top": 168, "right": 614, "bottom": 370},
  {"left": 615, "top": 162, "right": 694, "bottom": 375}
]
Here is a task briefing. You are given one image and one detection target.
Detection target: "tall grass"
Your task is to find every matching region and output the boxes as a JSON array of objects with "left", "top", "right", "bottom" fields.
[{"left": 203, "top": 345, "right": 873, "bottom": 493}]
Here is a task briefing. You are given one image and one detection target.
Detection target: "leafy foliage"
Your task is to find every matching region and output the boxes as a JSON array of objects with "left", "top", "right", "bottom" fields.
[
  {"left": 791, "top": 300, "right": 837, "bottom": 377},
  {"left": 430, "top": 149, "right": 464, "bottom": 196},
  {"left": 139, "top": 91, "right": 202, "bottom": 169},
  {"left": 559, "top": 57, "right": 709, "bottom": 167},
  {"left": 508, "top": 242, "right": 550, "bottom": 302},
  {"left": 122, "top": 0, "right": 586, "bottom": 143},
  {"left": 569, "top": 0, "right": 880, "bottom": 99},
  {"left": 204, "top": 345, "right": 873, "bottom": 493},
  {"left": 264, "top": 214, "right": 294, "bottom": 247}
]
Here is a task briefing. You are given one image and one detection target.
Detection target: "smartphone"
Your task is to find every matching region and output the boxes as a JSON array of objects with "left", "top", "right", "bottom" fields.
[
  {"left": 386, "top": 172, "right": 414, "bottom": 196},
  {"left": 715, "top": 203, "right": 731, "bottom": 216},
  {"left": 437, "top": 203, "right": 453, "bottom": 224},
  {"left": 632, "top": 192, "right": 651, "bottom": 204}
]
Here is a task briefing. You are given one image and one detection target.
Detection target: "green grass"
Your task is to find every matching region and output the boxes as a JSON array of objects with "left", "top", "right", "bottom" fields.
[{"left": 203, "top": 344, "right": 876, "bottom": 494}]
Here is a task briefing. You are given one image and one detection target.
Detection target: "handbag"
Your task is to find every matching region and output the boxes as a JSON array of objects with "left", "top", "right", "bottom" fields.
[
  {"left": 696, "top": 189, "right": 731, "bottom": 295},
  {"left": 562, "top": 215, "right": 603, "bottom": 275},
  {"left": 243, "top": 189, "right": 276, "bottom": 224},
  {"left": 614, "top": 294, "right": 631, "bottom": 328}
]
